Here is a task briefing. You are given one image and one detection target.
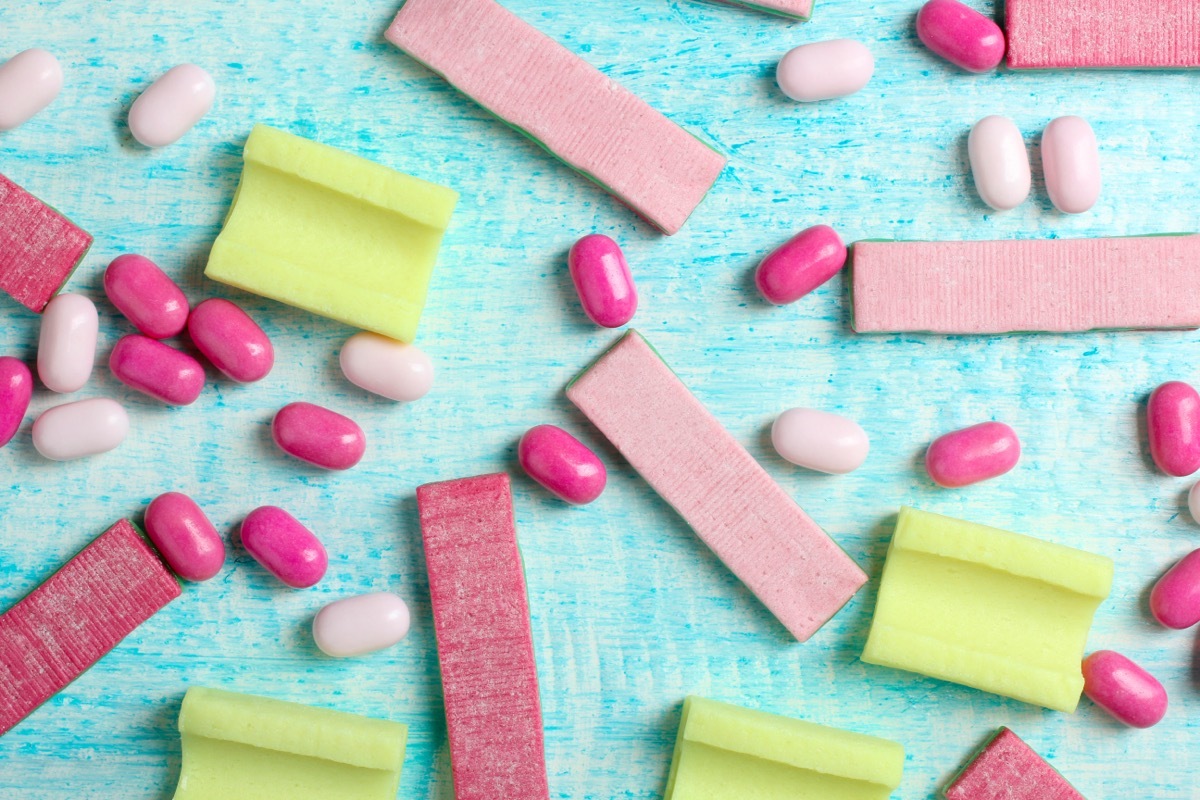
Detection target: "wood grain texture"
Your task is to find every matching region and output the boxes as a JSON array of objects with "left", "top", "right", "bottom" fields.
[{"left": 0, "top": 1, "right": 1198, "bottom": 798}]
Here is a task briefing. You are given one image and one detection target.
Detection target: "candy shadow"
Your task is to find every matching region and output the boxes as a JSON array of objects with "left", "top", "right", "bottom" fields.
[
  {"left": 1134, "top": 390, "right": 1158, "bottom": 473},
  {"left": 551, "top": 245, "right": 602, "bottom": 335},
  {"left": 831, "top": 512, "right": 896, "bottom": 666},
  {"left": 114, "top": 85, "right": 147, "bottom": 151},
  {"left": 1137, "top": 559, "right": 1171, "bottom": 626},
  {"left": 651, "top": 700, "right": 685, "bottom": 799},
  {"left": 150, "top": 693, "right": 185, "bottom": 800}
]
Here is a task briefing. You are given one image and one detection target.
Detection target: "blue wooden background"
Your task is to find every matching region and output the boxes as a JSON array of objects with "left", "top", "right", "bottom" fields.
[{"left": 2, "top": 0, "right": 1199, "bottom": 797}]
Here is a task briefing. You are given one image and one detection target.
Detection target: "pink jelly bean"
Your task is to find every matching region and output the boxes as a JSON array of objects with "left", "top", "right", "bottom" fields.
[
  {"left": 144, "top": 492, "right": 225, "bottom": 582},
  {"left": 755, "top": 225, "right": 847, "bottom": 306},
  {"left": 1082, "top": 650, "right": 1167, "bottom": 728},
  {"left": 518, "top": 424, "right": 607, "bottom": 505},
  {"left": 915, "top": 0, "right": 1006, "bottom": 73},
  {"left": 567, "top": 234, "right": 637, "bottom": 328},
  {"left": 240, "top": 506, "right": 327, "bottom": 588},
  {"left": 1150, "top": 549, "right": 1200, "bottom": 629},
  {"left": 0, "top": 357, "right": 32, "bottom": 448},
  {"left": 1147, "top": 381, "right": 1200, "bottom": 477},
  {"left": 187, "top": 298, "right": 274, "bottom": 383},
  {"left": 925, "top": 421, "right": 1020, "bottom": 488},
  {"left": 272, "top": 402, "right": 366, "bottom": 470},
  {"left": 109, "top": 335, "right": 205, "bottom": 405},
  {"left": 103, "top": 254, "right": 189, "bottom": 339}
]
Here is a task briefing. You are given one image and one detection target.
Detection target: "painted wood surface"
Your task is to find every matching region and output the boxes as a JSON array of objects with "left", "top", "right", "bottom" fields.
[{"left": 1, "top": 1, "right": 1198, "bottom": 797}]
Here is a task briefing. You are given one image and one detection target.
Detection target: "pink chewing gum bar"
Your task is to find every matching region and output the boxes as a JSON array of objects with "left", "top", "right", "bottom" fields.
[
  {"left": 713, "top": 0, "right": 813, "bottom": 20},
  {"left": 925, "top": 421, "right": 1020, "bottom": 488},
  {"left": 1006, "top": 0, "right": 1200, "bottom": 69},
  {"left": 386, "top": 0, "right": 725, "bottom": 235},
  {"left": 417, "top": 473, "right": 549, "bottom": 800},
  {"left": 518, "top": 424, "right": 607, "bottom": 505},
  {"left": 109, "top": 335, "right": 205, "bottom": 405},
  {"left": 852, "top": 235, "right": 1200, "bottom": 333},
  {"left": 240, "top": 506, "right": 327, "bottom": 589},
  {"left": 0, "top": 357, "right": 32, "bottom": 448},
  {"left": 1147, "top": 381, "right": 1200, "bottom": 477},
  {"left": 1082, "top": 650, "right": 1167, "bottom": 728},
  {"left": 0, "top": 173, "right": 92, "bottom": 313},
  {"left": 942, "top": 728, "right": 1084, "bottom": 800},
  {"left": 916, "top": 0, "right": 1006, "bottom": 73},
  {"left": 103, "top": 254, "right": 189, "bottom": 339},
  {"left": 0, "top": 519, "right": 181, "bottom": 737},
  {"left": 755, "top": 224, "right": 847, "bottom": 305},
  {"left": 567, "top": 331, "right": 866, "bottom": 641},
  {"left": 1150, "top": 549, "right": 1200, "bottom": 629},
  {"left": 144, "top": 492, "right": 225, "bottom": 582}
]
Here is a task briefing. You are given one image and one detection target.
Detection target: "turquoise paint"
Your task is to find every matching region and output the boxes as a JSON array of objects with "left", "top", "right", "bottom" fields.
[{"left": 1, "top": 0, "right": 1198, "bottom": 797}]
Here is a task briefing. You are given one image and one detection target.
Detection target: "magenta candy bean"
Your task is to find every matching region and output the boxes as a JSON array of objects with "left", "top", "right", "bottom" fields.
[
  {"left": 109, "top": 335, "right": 205, "bottom": 405},
  {"left": 144, "top": 492, "right": 225, "bottom": 582},
  {"left": 187, "top": 298, "right": 274, "bottom": 383},
  {"left": 518, "top": 424, "right": 607, "bottom": 505},
  {"left": 0, "top": 357, "right": 32, "bottom": 448},
  {"left": 915, "top": 0, "right": 1006, "bottom": 73},
  {"left": 1147, "top": 381, "right": 1200, "bottom": 477},
  {"left": 1150, "top": 549, "right": 1200, "bottom": 629},
  {"left": 240, "top": 506, "right": 327, "bottom": 588},
  {"left": 1082, "top": 650, "right": 1168, "bottom": 728},
  {"left": 103, "top": 254, "right": 189, "bottom": 339},
  {"left": 567, "top": 234, "right": 637, "bottom": 328},
  {"left": 272, "top": 402, "right": 366, "bottom": 470},
  {"left": 755, "top": 225, "right": 847, "bottom": 306},
  {"left": 925, "top": 421, "right": 1020, "bottom": 488}
]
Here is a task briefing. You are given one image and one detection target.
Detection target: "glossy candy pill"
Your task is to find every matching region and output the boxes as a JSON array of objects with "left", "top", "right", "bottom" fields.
[
  {"left": 109, "top": 335, "right": 205, "bottom": 405},
  {"left": 0, "top": 48, "right": 63, "bottom": 131},
  {"left": 1150, "top": 549, "right": 1200, "bottom": 629},
  {"left": 968, "top": 116, "right": 1030, "bottom": 211},
  {"left": 145, "top": 492, "right": 224, "bottom": 582},
  {"left": 926, "top": 421, "right": 1020, "bottom": 488},
  {"left": 755, "top": 225, "right": 847, "bottom": 305},
  {"left": 272, "top": 402, "right": 366, "bottom": 470},
  {"left": 0, "top": 357, "right": 32, "bottom": 448},
  {"left": 777, "top": 39, "right": 874, "bottom": 102},
  {"left": 1147, "top": 381, "right": 1200, "bottom": 477},
  {"left": 916, "top": 0, "right": 1006, "bottom": 73},
  {"left": 1042, "top": 116, "right": 1101, "bottom": 214},
  {"left": 128, "top": 64, "right": 215, "bottom": 147},
  {"left": 103, "top": 254, "right": 189, "bottom": 338},
  {"left": 568, "top": 234, "right": 637, "bottom": 328},
  {"left": 518, "top": 424, "right": 607, "bottom": 504},
  {"left": 187, "top": 298, "right": 273, "bottom": 382},
  {"left": 32, "top": 397, "right": 128, "bottom": 460},
  {"left": 240, "top": 506, "right": 327, "bottom": 589},
  {"left": 312, "top": 592, "right": 411, "bottom": 657},
  {"left": 1082, "top": 650, "right": 1168, "bottom": 728},
  {"left": 339, "top": 332, "right": 433, "bottom": 402},
  {"left": 37, "top": 293, "right": 98, "bottom": 393},
  {"left": 771, "top": 408, "right": 869, "bottom": 474}
]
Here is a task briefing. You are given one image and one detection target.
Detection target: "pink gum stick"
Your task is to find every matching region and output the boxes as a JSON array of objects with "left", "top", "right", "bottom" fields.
[
  {"left": 1006, "top": 0, "right": 1200, "bottom": 68},
  {"left": 0, "top": 173, "right": 92, "bottom": 313},
  {"left": 944, "top": 727, "right": 1085, "bottom": 800},
  {"left": 713, "top": 0, "right": 813, "bottom": 19}
]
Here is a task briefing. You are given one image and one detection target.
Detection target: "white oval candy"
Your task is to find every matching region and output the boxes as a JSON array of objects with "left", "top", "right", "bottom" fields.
[
  {"left": 776, "top": 39, "right": 874, "bottom": 103},
  {"left": 128, "top": 64, "right": 215, "bottom": 147},
  {"left": 313, "top": 592, "right": 411, "bottom": 658},
  {"left": 33, "top": 398, "right": 129, "bottom": 460},
  {"left": 1042, "top": 115, "right": 1101, "bottom": 214},
  {"left": 968, "top": 115, "right": 1030, "bottom": 211},
  {"left": 0, "top": 49, "right": 63, "bottom": 131},
  {"left": 339, "top": 332, "right": 433, "bottom": 402},
  {"left": 38, "top": 293, "right": 98, "bottom": 393},
  {"left": 771, "top": 407, "right": 869, "bottom": 475}
]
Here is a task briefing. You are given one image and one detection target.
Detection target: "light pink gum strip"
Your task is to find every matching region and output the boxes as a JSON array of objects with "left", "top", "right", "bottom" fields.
[
  {"left": 714, "top": 0, "right": 814, "bottom": 20},
  {"left": 416, "top": 473, "right": 549, "bottom": 800},
  {"left": 852, "top": 236, "right": 1200, "bottom": 334},
  {"left": 567, "top": 331, "right": 867, "bottom": 641},
  {"left": 1007, "top": 0, "right": 1200, "bottom": 68},
  {"left": 385, "top": 0, "right": 726, "bottom": 235}
]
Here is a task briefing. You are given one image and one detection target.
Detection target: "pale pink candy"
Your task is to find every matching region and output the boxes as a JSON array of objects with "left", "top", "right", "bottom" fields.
[
  {"left": 272, "top": 402, "right": 365, "bottom": 470},
  {"left": 1147, "top": 381, "right": 1200, "bottom": 477},
  {"left": 128, "top": 64, "right": 215, "bottom": 147},
  {"left": 109, "top": 335, "right": 205, "bottom": 405},
  {"left": 339, "top": 332, "right": 432, "bottom": 402},
  {"left": 518, "top": 424, "right": 607, "bottom": 505},
  {"left": 926, "top": 421, "right": 1020, "bottom": 488},
  {"left": 0, "top": 357, "right": 32, "bottom": 448},
  {"left": 240, "top": 506, "right": 327, "bottom": 589},
  {"left": 776, "top": 40, "right": 874, "bottom": 102},
  {"left": 771, "top": 408, "right": 869, "bottom": 475},
  {"left": 916, "top": 0, "right": 1006, "bottom": 73},
  {"left": 1082, "top": 650, "right": 1167, "bottom": 728},
  {"left": 187, "top": 298, "right": 273, "bottom": 383},
  {"left": 32, "top": 397, "right": 128, "bottom": 461},
  {"left": 1150, "top": 548, "right": 1200, "bottom": 629},
  {"left": 568, "top": 234, "right": 637, "bottom": 328},
  {"left": 0, "top": 48, "right": 63, "bottom": 131},
  {"left": 968, "top": 116, "right": 1030, "bottom": 211},
  {"left": 103, "top": 254, "right": 189, "bottom": 339},
  {"left": 144, "top": 492, "right": 225, "bottom": 582},
  {"left": 312, "top": 592, "right": 411, "bottom": 657},
  {"left": 1189, "top": 481, "right": 1200, "bottom": 524},
  {"left": 37, "top": 293, "right": 98, "bottom": 393},
  {"left": 755, "top": 225, "right": 847, "bottom": 305},
  {"left": 1042, "top": 116, "right": 1100, "bottom": 214}
]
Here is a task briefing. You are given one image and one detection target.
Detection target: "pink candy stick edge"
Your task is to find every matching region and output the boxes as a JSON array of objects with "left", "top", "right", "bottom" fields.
[
  {"left": 943, "top": 727, "right": 1085, "bottom": 800},
  {"left": 713, "top": 0, "right": 814, "bottom": 19},
  {"left": 567, "top": 331, "right": 867, "bottom": 641},
  {"left": 1006, "top": 0, "right": 1200, "bottom": 68}
]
